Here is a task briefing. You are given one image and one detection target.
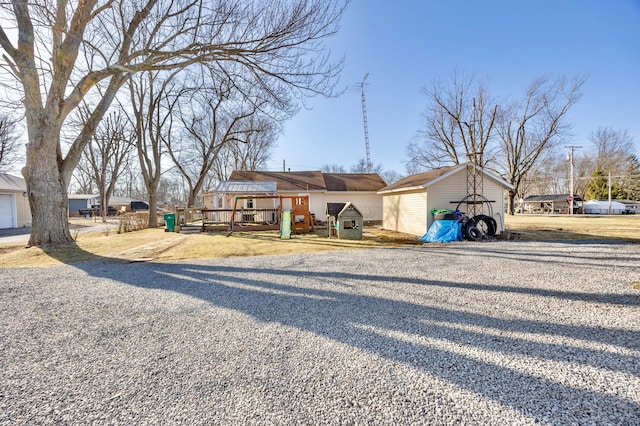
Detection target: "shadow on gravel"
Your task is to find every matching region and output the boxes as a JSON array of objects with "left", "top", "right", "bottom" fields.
[{"left": 52, "top": 243, "right": 640, "bottom": 424}]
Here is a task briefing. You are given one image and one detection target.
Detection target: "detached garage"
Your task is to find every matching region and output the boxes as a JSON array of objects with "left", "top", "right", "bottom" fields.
[
  {"left": 0, "top": 173, "right": 31, "bottom": 229},
  {"left": 378, "top": 163, "right": 513, "bottom": 237}
]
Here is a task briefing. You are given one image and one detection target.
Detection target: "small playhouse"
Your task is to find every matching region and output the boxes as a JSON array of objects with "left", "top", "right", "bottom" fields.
[{"left": 327, "top": 202, "right": 363, "bottom": 240}]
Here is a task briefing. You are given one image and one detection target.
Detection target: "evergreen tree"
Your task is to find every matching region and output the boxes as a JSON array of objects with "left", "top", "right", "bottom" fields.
[
  {"left": 585, "top": 167, "right": 609, "bottom": 200},
  {"left": 586, "top": 165, "right": 630, "bottom": 200}
]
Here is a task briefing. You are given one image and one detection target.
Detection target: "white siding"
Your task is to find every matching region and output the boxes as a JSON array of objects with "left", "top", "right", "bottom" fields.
[
  {"left": 426, "top": 169, "right": 468, "bottom": 230},
  {"left": 16, "top": 193, "right": 31, "bottom": 227},
  {"left": 382, "top": 190, "right": 427, "bottom": 236},
  {"left": 324, "top": 192, "right": 382, "bottom": 221},
  {"left": 427, "top": 168, "right": 507, "bottom": 231},
  {"left": 382, "top": 167, "right": 510, "bottom": 236}
]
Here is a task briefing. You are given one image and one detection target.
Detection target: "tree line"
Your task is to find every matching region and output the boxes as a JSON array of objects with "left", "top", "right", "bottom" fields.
[
  {"left": 0, "top": 1, "right": 637, "bottom": 247},
  {"left": 406, "top": 72, "right": 639, "bottom": 213},
  {"left": 0, "top": 0, "right": 348, "bottom": 245}
]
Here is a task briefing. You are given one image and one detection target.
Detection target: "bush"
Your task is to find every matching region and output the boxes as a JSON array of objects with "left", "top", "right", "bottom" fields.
[{"left": 117, "top": 212, "right": 149, "bottom": 234}]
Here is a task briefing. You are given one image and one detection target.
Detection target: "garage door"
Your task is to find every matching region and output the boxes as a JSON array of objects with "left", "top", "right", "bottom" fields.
[{"left": 0, "top": 194, "right": 15, "bottom": 229}]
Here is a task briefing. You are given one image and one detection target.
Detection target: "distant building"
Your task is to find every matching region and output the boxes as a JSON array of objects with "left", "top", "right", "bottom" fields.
[{"left": 0, "top": 173, "right": 31, "bottom": 229}]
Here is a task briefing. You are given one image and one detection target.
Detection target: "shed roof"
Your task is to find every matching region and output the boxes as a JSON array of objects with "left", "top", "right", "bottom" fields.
[
  {"left": 378, "top": 163, "right": 513, "bottom": 194},
  {"left": 0, "top": 172, "right": 26, "bottom": 192}
]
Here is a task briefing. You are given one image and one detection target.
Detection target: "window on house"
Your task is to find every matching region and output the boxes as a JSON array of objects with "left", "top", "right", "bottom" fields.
[{"left": 245, "top": 198, "right": 254, "bottom": 209}]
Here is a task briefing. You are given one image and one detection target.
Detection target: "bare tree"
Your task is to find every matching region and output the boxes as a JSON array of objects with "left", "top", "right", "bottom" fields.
[
  {"left": 350, "top": 158, "right": 383, "bottom": 174},
  {"left": 0, "top": 113, "right": 22, "bottom": 172},
  {"left": 82, "top": 108, "right": 134, "bottom": 221},
  {"left": 497, "top": 75, "right": 585, "bottom": 214},
  {"left": 168, "top": 73, "right": 276, "bottom": 206},
  {"left": 129, "top": 70, "right": 181, "bottom": 227},
  {"left": 0, "top": 0, "right": 346, "bottom": 245},
  {"left": 321, "top": 164, "right": 347, "bottom": 173},
  {"left": 406, "top": 72, "right": 498, "bottom": 172},
  {"left": 70, "top": 154, "right": 96, "bottom": 195},
  {"left": 589, "top": 126, "right": 635, "bottom": 175}
]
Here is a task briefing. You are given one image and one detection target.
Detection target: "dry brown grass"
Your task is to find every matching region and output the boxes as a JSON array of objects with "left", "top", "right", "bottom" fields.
[
  {"left": 0, "top": 226, "right": 420, "bottom": 267},
  {"left": 0, "top": 229, "right": 184, "bottom": 267},
  {"left": 504, "top": 214, "right": 640, "bottom": 242},
  {"left": 1, "top": 215, "right": 637, "bottom": 267}
]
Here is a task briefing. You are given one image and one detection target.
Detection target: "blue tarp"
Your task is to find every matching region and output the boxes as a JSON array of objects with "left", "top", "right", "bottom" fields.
[{"left": 421, "top": 220, "right": 462, "bottom": 243}]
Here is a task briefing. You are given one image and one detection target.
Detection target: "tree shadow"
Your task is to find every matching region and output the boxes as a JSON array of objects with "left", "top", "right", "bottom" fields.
[{"left": 45, "top": 242, "right": 640, "bottom": 423}]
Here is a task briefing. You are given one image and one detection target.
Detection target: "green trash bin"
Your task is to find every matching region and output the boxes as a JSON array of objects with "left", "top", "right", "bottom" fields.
[{"left": 163, "top": 213, "right": 175, "bottom": 232}]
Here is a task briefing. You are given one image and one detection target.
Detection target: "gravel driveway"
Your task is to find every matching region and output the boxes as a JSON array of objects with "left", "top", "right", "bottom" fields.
[{"left": 1, "top": 240, "right": 639, "bottom": 424}]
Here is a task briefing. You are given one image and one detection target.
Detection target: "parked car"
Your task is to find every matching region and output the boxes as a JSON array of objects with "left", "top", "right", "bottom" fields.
[
  {"left": 130, "top": 201, "right": 149, "bottom": 212},
  {"left": 79, "top": 205, "right": 119, "bottom": 218}
]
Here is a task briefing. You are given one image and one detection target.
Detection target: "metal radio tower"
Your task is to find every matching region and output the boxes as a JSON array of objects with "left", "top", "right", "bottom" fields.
[{"left": 359, "top": 73, "right": 372, "bottom": 172}]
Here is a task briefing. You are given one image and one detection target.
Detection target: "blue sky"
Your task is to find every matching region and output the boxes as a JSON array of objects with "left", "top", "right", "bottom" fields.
[{"left": 266, "top": 0, "right": 640, "bottom": 176}]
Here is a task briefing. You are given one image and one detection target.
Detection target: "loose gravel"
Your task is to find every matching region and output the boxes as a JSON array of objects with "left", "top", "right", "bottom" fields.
[{"left": 1, "top": 240, "right": 639, "bottom": 425}]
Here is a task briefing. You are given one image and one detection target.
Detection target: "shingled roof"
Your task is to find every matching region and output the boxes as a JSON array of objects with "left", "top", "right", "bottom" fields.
[
  {"left": 0, "top": 173, "right": 26, "bottom": 192},
  {"left": 322, "top": 173, "right": 387, "bottom": 191},
  {"left": 227, "top": 170, "right": 386, "bottom": 192},
  {"left": 379, "top": 163, "right": 513, "bottom": 193},
  {"left": 379, "top": 165, "right": 459, "bottom": 193}
]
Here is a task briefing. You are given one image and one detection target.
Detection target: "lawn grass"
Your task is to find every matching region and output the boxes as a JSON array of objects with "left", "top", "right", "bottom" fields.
[
  {"left": 504, "top": 214, "right": 640, "bottom": 242},
  {"left": 0, "top": 229, "right": 184, "bottom": 267},
  {"left": 0, "top": 226, "right": 419, "bottom": 267},
  {"left": 1, "top": 215, "right": 637, "bottom": 267}
]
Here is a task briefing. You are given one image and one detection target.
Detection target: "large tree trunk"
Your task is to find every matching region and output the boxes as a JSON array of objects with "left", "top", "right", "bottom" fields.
[
  {"left": 148, "top": 190, "right": 159, "bottom": 228},
  {"left": 506, "top": 190, "right": 516, "bottom": 216},
  {"left": 23, "top": 138, "right": 73, "bottom": 246}
]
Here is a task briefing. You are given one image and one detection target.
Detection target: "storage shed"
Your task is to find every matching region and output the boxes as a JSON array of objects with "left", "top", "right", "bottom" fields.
[
  {"left": 0, "top": 173, "right": 31, "bottom": 229},
  {"left": 327, "top": 202, "right": 363, "bottom": 240},
  {"left": 378, "top": 163, "right": 513, "bottom": 237}
]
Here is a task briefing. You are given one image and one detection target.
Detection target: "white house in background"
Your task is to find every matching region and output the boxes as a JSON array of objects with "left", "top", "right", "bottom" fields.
[
  {"left": 0, "top": 173, "right": 31, "bottom": 229},
  {"left": 378, "top": 163, "right": 514, "bottom": 236},
  {"left": 202, "top": 170, "right": 387, "bottom": 222},
  {"left": 583, "top": 200, "right": 627, "bottom": 214}
]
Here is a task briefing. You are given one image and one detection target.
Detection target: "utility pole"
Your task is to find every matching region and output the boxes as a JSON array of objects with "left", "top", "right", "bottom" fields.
[{"left": 565, "top": 145, "right": 582, "bottom": 215}]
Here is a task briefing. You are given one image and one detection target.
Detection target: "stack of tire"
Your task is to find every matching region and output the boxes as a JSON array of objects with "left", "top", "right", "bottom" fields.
[
  {"left": 463, "top": 214, "right": 497, "bottom": 241},
  {"left": 433, "top": 210, "right": 497, "bottom": 241}
]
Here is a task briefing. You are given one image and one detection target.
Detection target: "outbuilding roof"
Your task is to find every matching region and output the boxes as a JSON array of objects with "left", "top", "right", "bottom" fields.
[
  {"left": 0, "top": 172, "right": 26, "bottom": 192},
  {"left": 378, "top": 163, "right": 513, "bottom": 194}
]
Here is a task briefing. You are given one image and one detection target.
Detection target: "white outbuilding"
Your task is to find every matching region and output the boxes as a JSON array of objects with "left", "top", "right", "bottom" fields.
[
  {"left": 582, "top": 200, "right": 627, "bottom": 214},
  {"left": 378, "top": 163, "right": 513, "bottom": 237}
]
